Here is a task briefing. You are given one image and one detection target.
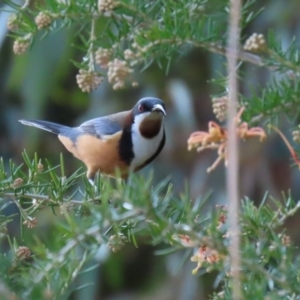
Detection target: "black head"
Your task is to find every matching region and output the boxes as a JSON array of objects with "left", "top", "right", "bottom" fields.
[{"left": 132, "top": 97, "right": 166, "bottom": 116}]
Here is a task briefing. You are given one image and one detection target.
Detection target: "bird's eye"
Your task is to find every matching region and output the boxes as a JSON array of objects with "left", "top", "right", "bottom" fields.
[{"left": 138, "top": 104, "right": 144, "bottom": 112}]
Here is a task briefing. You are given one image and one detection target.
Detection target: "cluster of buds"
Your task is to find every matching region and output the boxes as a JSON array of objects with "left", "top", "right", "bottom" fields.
[
  {"left": 124, "top": 49, "right": 136, "bottom": 61},
  {"left": 292, "top": 126, "right": 300, "bottom": 143},
  {"left": 60, "top": 202, "right": 74, "bottom": 215},
  {"left": 131, "top": 40, "right": 160, "bottom": 63},
  {"left": 35, "top": 11, "right": 53, "bottom": 30},
  {"left": 37, "top": 162, "right": 44, "bottom": 173},
  {"left": 191, "top": 245, "right": 222, "bottom": 274},
  {"left": 10, "top": 177, "right": 24, "bottom": 189},
  {"left": 98, "top": 0, "right": 118, "bottom": 12},
  {"left": 123, "top": 49, "right": 140, "bottom": 87},
  {"left": 173, "top": 205, "right": 228, "bottom": 275},
  {"left": 171, "top": 234, "right": 198, "bottom": 248},
  {"left": 95, "top": 48, "right": 112, "bottom": 69},
  {"left": 107, "top": 59, "right": 133, "bottom": 89},
  {"left": 23, "top": 217, "right": 38, "bottom": 229},
  {"left": 7, "top": 14, "right": 19, "bottom": 31},
  {"left": 13, "top": 39, "right": 30, "bottom": 55},
  {"left": 187, "top": 107, "right": 267, "bottom": 173},
  {"left": 244, "top": 33, "right": 267, "bottom": 53},
  {"left": 16, "top": 246, "right": 31, "bottom": 260},
  {"left": 212, "top": 96, "right": 229, "bottom": 122},
  {"left": 107, "top": 233, "right": 127, "bottom": 252},
  {"left": 281, "top": 234, "right": 291, "bottom": 247},
  {"left": 76, "top": 69, "right": 103, "bottom": 93}
]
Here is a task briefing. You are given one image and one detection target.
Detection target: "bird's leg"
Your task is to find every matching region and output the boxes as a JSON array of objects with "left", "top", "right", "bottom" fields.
[
  {"left": 116, "top": 177, "right": 123, "bottom": 186},
  {"left": 86, "top": 170, "right": 99, "bottom": 193},
  {"left": 88, "top": 178, "right": 96, "bottom": 187}
]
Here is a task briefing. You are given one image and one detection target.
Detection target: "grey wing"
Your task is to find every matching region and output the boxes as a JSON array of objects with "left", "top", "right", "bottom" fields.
[{"left": 78, "top": 111, "right": 129, "bottom": 138}]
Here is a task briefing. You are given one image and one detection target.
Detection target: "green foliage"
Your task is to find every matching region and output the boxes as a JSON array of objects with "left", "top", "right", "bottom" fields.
[
  {"left": 1, "top": 153, "right": 300, "bottom": 298},
  {"left": 4, "top": 0, "right": 300, "bottom": 121},
  {"left": 212, "top": 196, "right": 300, "bottom": 299},
  {"left": 0, "top": 152, "right": 207, "bottom": 298},
  {"left": 2, "top": 0, "right": 300, "bottom": 298}
]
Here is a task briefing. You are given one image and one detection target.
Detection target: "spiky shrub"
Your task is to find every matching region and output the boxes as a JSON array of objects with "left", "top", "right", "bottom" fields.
[{"left": 1, "top": 0, "right": 300, "bottom": 298}]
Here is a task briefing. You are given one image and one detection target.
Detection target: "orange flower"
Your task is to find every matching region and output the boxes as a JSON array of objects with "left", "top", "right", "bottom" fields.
[
  {"left": 188, "top": 107, "right": 266, "bottom": 172},
  {"left": 191, "top": 245, "right": 222, "bottom": 274},
  {"left": 23, "top": 217, "right": 37, "bottom": 229}
]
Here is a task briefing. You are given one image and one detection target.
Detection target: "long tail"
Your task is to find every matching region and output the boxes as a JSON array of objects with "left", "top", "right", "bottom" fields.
[{"left": 19, "top": 119, "right": 69, "bottom": 135}]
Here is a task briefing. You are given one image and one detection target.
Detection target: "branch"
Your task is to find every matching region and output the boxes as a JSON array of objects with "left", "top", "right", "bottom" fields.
[
  {"left": 88, "top": 18, "right": 96, "bottom": 72},
  {"left": 205, "top": 42, "right": 265, "bottom": 67},
  {"left": 248, "top": 100, "right": 297, "bottom": 125},
  {"left": 188, "top": 40, "right": 298, "bottom": 78},
  {"left": 0, "top": 192, "right": 100, "bottom": 206},
  {"left": 34, "top": 225, "right": 102, "bottom": 284},
  {"left": 226, "top": 0, "right": 243, "bottom": 299},
  {"left": 21, "top": 0, "right": 30, "bottom": 9},
  {"left": 242, "top": 259, "right": 300, "bottom": 294},
  {"left": 33, "top": 209, "right": 140, "bottom": 285},
  {"left": 271, "top": 201, "right": 300, "bottom": 228}
]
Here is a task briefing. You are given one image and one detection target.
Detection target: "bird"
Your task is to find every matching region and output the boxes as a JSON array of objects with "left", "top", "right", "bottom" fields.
[{"left": 19, "top": 97, "right": 166, "bottom": 184}]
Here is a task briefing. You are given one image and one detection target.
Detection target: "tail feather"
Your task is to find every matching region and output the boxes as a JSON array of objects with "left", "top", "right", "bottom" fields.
[{"left": 19, "top": 119, "right": 69, "bottom": 135}]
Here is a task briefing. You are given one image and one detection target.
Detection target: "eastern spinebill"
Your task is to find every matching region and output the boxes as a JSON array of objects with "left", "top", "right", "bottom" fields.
[{"left": 19, "top": 97, "right": 166, "bottom": 183}]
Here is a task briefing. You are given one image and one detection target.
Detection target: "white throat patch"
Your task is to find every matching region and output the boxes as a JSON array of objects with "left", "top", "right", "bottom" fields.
[{"left": 131, "top": 112, "right": 164, "bottom": 169}]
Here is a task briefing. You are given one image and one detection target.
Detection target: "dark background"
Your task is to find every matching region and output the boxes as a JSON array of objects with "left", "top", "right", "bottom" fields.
[{"left": 1, "top": 1, "right": 300, "bottom": 299}]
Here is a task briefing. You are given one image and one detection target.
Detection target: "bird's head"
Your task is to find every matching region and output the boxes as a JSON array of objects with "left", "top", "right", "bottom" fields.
[
  {"left": 132, "top": 97, "right": 166, "bottom": 117},
  {"left": 132, "top": 97, "right": 166, "bottom": 138}
]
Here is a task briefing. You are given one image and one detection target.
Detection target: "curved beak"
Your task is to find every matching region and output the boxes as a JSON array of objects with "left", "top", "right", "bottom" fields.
[{"left": 152, "top": 104, "right": 166, "bottom": 116}]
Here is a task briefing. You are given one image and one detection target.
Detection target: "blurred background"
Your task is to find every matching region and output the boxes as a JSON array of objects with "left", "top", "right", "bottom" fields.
[{"left": 1, "top": 1, "right": 300, "bottom": 299}]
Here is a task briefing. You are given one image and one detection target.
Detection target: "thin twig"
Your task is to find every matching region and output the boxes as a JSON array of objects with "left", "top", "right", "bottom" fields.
[
  {"left": 0, "top": 192, "right": 98, "bottom": 205},
  {"left": 187, "top": 40, "right": 298, "bottom": 78},
  {"left": 242, "top": 259, "right": 300, "bottom": 294},
  {"left": 203, "top": 41, "right": 265, "bottom": 67},
  {"left": 226, "top": 0, "right": 243, "bottom": 299},
  {"left": 34, "top": 209, "right": 140, "bottom": 285},
  {"left": 8, "top": 196, "right": 29, "bottom": 219},
  {"left": 118, "top": 2, "right": 153, "bottom": 24},
  {"left": 248, "top": 98, "right": 300, "bottom": 125},
  {"left": 21, "top": 0, "right": 30, "bottom": 9},
  {"left": 267, "top": 49, "right": 300, "bottom": 74},
  {"left": 269, "top": 125, "right": 300, "bottom": 167},
  {"left": 187, "top": 39, "right": 265, "bottom": 67},
  {"left": 273, "top": 201, "right": 300, "bottom": 228},
  {"left": 34, "top": 225, "right": 102, "bottom": 284},
  {"left": 88, "top": 18, "right": 96, "bottom": 72}
]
